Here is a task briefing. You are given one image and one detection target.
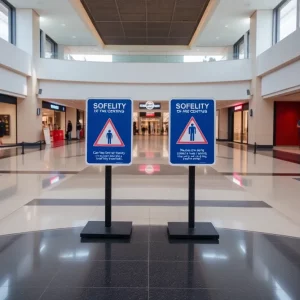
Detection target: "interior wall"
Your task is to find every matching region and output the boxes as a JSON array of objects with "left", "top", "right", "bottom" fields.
[
  {"left": 275, "top": 102, "right": 300, "bottom": 146},
  {"left": 0, "top": 103, "right": 17, "bottom": 144},
  {"left": 218, "top": 108, "right": 228, "bottom": 140},
  {"left": 39, "top": 81, "right": 251, "bottom": 101}
]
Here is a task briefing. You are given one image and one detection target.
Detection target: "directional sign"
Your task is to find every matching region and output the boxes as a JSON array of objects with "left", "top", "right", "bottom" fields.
[
  {"left": 86, "top": 99, "right": 132, "bottom": 165},
  {"left": 169, "top": 99, "right": 215, "bottom": 165}
]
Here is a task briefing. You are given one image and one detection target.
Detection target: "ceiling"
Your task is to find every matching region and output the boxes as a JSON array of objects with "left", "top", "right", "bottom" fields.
[
  {"left": 267, "top": 90, "right": 300, "bottom": 101},
  {"left": 8, "top": 0, "right": 283, "bottom": 48},
  {"left": 196, "top": 0, "right": 282, "bottom": 47},
  {"left": 9, "top": 0, "right": 97, "bottom": 46},
  {"left": 81, "top": 0, "right": 210, "bottom": 45}
]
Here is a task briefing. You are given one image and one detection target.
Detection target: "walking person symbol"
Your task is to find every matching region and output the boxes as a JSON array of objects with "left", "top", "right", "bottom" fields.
[
  {"left": 106, "top": 130, "right": 113, "bottom": 144},
  {"left": 188, "top": 123, "right": 196, "bottom": 141}
]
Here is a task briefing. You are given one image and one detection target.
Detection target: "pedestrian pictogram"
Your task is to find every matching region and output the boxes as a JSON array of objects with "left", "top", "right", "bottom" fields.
[
  {"left": 94, "top": 118, "right": 124, "bottom": 147},
  {"left": 177, "top": 117, "right": 208, "bottom": 145}
]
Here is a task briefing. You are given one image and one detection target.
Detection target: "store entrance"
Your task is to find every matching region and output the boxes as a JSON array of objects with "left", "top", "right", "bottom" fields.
[
  {"left": 233, "top": 109, "right": 248, "bottom": 144},
  {"left": 140, "top": 117, "right": 161, "bottom": 135}
]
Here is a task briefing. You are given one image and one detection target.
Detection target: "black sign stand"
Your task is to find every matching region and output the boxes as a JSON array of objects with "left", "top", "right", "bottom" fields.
[
  {"left": 168, "top": 166, "right": 219, "bottom": 240},
  {"left": 80, "top": 166, "right": 132, "bottom": 239}
]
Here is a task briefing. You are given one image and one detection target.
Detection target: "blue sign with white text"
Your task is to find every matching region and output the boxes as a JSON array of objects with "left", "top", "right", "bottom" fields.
[
  {"left": 169, "top": 99, "right": 216, "bottom": 165},
  {"left": 86, "top": 99, "right": 133, "bottom": 165}
]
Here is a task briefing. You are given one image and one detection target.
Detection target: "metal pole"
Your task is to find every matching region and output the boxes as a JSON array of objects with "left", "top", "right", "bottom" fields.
[
  {"left": 21, "top": 142, "right": 25, "bottom": 155},
  {"left": 40, "top": 140, "right": 42, "bottom": 151},
  {"left": 254, "top": 142, "right": 257, "bottom": 154},
  {"left": 105, "top": 165, "right": 112, "bottom": 228},
  {"left": 188, "top": 166, "right": 195, "bottom": 229}
]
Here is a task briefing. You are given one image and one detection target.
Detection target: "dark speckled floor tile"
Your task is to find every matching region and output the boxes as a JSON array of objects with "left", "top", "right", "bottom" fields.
[
  {"left": 0, "top": 288, "right": 44, "bottom": 300},
  {"left": 0, "top": 264, "right": 58, "bottom": 288},
  {"left": 40, "top": 288, "right": 148, "bottom": 300},
  {"left": 149, "top": 261, "right": 300, "bottom": 291},
  {"left": 1, "top": 225, "right": 300, "bottom": 300},
  {"left": 149, "top": 288, "right": 262, "bottom": 300},
  {"left": 49, "top": 261, "right": 148, "bottom": 288}
]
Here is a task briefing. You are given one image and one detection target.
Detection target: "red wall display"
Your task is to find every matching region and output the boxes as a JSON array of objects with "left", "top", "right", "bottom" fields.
[{"left": 275, "top": 102, "right": 300, "bottom": 146}]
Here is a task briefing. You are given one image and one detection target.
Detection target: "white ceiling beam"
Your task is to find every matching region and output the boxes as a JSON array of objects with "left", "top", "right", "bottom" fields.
[
  {"left": 68, "top": 0, "right": 104, "bottom": 48},
  {"left": 189, "top": 0, "right": 220, "bottom": 48}
]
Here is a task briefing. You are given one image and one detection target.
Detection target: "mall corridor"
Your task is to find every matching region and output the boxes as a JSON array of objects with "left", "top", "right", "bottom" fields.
[{"left": 0, "top": 137, "right": 300, "bottom": 299}]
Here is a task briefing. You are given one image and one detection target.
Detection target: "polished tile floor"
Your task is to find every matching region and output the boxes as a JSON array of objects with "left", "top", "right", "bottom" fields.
[
  {"left": 0, "top": 136, "right": 300, "bottom": 299},
  {"left": 0, "top": 226, "right": 300, "bottom": 300}
]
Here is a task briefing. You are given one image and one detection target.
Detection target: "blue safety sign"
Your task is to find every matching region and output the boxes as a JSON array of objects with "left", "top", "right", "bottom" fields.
[
  {"left": 86, "top": 98, "right": 133, "bottom": 165},
  {"left": 169, "top": 99, "right": 216, "bottom": 165}
]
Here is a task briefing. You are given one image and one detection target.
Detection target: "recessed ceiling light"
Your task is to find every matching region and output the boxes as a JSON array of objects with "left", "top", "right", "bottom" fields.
[
  {"left": 72, "top": 36, "right": 76, "bottom": 38},
  {"left": 61, "top": 23, "right": 66, "bottom": 27},
  {"left": 216, "top": 37, "right": 220, "bottom": 40},
  {"left": 225, "top": 25, "right": 228, "bottom": 28}
]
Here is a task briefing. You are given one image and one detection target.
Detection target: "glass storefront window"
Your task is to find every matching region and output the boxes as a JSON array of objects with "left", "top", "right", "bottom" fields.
[
  {"left": 232, "top": 107, "right": 248, "bottom": 144},
  {"left": 276, "top": 0, "right": 297, "bottom": 42},
  {"left": 45, "top": 35, "right": 57, "bottom": 59},
  {"left": 0, "top": 1, "right": 9, "bottom": 42},
  {"left": 238, "top": 41, "right": 245, "bottom": 59},
  {"left": 233, "top": 111, "right": 242, "bottom": 143}
]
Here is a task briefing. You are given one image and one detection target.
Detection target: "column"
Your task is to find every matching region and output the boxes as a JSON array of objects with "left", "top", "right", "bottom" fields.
[
  {"left": 16, "top": 9, "right": 42, "bottom": 143},
  {"left": 248, "top": 10, "right": 274, "bottom": 147},
  {"left": 57, "top": 45, "right": 65, "bottom": 60},
  {"left": 66, "top": 107, "right": 77, "bottom": 139},
  {"left": 218, "top": 108, "right": 228, "bottom": 140},
  {"left": 40, "top": 31, "right": 46, "bottom": 58}
]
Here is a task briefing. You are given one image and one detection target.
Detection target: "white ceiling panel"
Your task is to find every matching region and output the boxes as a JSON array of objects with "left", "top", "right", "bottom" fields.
[
  {"left": 9, "top": 0, "right": 97, "bottom": 46},
  {"left": 196, "top": 0, "right": 282, "bottom": 47}
]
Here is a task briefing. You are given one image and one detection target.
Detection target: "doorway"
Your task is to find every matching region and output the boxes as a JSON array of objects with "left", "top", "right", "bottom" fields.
[
  {"left": 140, "top": 117, "right": 161, "bottom": 135},
  {"left": 231, "top": 104, "right": 248, "bottom": 144}
]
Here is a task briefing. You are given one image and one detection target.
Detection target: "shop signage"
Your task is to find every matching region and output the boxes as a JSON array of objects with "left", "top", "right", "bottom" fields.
[
  {"left": 86, "top": 98, "right": 133, "bottom": 165},
  {"left": 234, "top": 105, "right": 243, "bottom": 111},
  {"left": 140, "top": 112, "right": 161, "bottom": 117},
  {"left": 139, "top": 101, "right": 161, "bottom": 110},
  {"left": 169, "top": 99, "right": 216, "bottom": 165},
  {"left": 146, "top": 112, "right": 155, "bottom": 117},
  {"left": 42, "top": 101, "right": 66, "bottom": 112}
]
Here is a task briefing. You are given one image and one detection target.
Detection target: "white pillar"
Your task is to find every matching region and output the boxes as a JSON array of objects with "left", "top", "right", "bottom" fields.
[
  {"left": 16, "top": 9, "right": 42, "bottom": 143},
  {"left": 219, "top": 108, "right": 228, "bottom": 140},
  {"left": 66, "top": 107, "right": 77, "bottom": 139},
  {"left": 40, "top": 31, "right": 46, "bottom": 58},
  {"left": 57, "top": 45, "right": 65, "bottom": 60},
  {"left": 248, "top": 10, "right": 274, "bottom": 146}
]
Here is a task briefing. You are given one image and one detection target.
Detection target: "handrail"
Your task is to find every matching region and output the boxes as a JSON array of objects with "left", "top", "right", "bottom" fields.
[{"left": 0, "top": 140, "right": 44, "bottom": 154}]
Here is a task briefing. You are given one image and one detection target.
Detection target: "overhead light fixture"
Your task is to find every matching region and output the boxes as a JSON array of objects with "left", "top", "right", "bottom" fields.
[
  {"left": 61, "top": 23, "right": 66, "bottom": 27},
  {"left": 225, "top": 25, "right": 228, "bottom": 28},
  {"left": 72, "top": 36, "right": 76, "bottom": 39},
  {"left": 216, "top": 37, "right": 220, "bottom": 40}
]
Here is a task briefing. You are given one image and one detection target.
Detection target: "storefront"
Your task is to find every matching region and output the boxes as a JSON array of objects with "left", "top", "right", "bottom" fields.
[
  {"left": 274, "top": 101, "right": 300, "bottom": 146},
  {"left": 42, "top": 101, "right": 66, "bottom": 131},
  {"left": 135, "top": 101, "right": 169, "bottom": 135},
  {"left": 42, "top": 101, "right": 66, "bottom": 143},
  {"left": 228, "top": 104, "right": 249, "bottom": 144},
  {"left": 0, "top": 94, "right": 17, "bottom": 144}
]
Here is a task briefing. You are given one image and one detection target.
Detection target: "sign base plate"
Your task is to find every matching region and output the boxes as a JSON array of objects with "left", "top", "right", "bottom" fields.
[
  {"left": 80, "top": 221, "right": 132, "bottom": 239},
  {"left": 167, "top": 222, "right": 219, "bottom": 240}
]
